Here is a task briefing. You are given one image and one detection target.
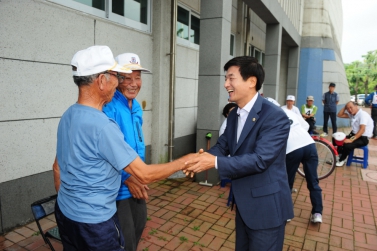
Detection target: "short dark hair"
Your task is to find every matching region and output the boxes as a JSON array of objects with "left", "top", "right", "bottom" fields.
[
  {"left": 224, "top": 56, "right": 265, "bottom": 91},
  {"left": 329, "top": 83, "right": 336, "bottom": 87},
  {"left": 73, "top": 73, "right": 107, "bottom": 87},
  {"left": 222, "top": 103, "right": 238, "bottom": 118}
]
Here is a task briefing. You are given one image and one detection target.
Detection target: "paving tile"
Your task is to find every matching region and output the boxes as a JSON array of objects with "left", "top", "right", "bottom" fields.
[
  {"left": 341, "top": 237, "right": 354, "bottom": 250},
  {"left": 13, "top": 228, "right": 34, "bottom": 239},
  {"left": 208, "top": 236, "right": 226, "bottom": 251},
  {"left": 181, "top": 226, "right": 205, "bottom": 238},
  {"left": 3, "top": 243, "right": 28, "bottom": 251},
  {"left": 198, "top": 233, "right": 215, "bottom": 247},
  {"left": 329, "top": 235, "right": 341, "bottom": 248},
  {"left": 2, "top": 135, "right": 377, "bottom": 251},
  {"left": 164, "top": 236, "right": 186, "bottom": 250},
  {"left": 0, "top": 240, "right": 15, "bottom": 250},
  {"left": 4, "top": 232, "right": 25, "bottom": 244},
  {"left": 315, "top": 242, "right": 329, "bottom": 251}
]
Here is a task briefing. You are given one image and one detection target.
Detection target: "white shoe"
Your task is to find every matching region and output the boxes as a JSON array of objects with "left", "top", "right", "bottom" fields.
[
  {"left": 320, "top": 132, "right": 328, "bottom": 137},
  {"left": 311, "top": 213, "right": 322, "bottom": 223},
  {"left": 336, "top": 160, "right": 345, "bottom": 167}
]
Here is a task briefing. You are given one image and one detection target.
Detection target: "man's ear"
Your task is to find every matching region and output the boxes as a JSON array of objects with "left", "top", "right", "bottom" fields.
[
  {"left": 98, "top": 74, "right": 106, "bottom": 91},
  {"left": 248, "top": 76, "right": 257, "bottom": 89}
]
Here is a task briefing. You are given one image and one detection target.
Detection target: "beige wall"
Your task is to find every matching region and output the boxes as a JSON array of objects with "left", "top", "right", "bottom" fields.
[{"left": 278, "top": 0, "right": 304, "bottom": 34}]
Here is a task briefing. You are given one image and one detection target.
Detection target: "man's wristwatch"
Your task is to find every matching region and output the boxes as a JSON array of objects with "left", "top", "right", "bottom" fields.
[{"left": 350, "top": 136, "right": 355, "bottom": 141}]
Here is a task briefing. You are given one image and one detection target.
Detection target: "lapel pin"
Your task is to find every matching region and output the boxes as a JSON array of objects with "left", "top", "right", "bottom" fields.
[{"left": 252, "top": 118, "right": 256, "bottom": 122}]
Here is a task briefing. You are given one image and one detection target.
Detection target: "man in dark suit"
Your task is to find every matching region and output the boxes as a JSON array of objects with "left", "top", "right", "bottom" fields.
[{"left": 186, "top": 56, "right": 294, "bottom": 250}]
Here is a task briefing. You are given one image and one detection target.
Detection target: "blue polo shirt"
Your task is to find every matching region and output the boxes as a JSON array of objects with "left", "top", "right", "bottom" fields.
[
  {"left": 56, "top": 104, "right": 138, "bottom": 224},
  {"left": 103, "top": 90, "right": 145, "bottom": 200}
]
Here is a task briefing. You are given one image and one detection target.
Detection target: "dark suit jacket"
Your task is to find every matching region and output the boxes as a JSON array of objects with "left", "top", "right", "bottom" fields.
[{"left": 209, "top": 94, "right": 294, "bottom": 230}]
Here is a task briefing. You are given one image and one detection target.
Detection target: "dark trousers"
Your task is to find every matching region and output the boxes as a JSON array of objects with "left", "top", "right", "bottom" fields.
[
  {"left": 235, "top": 207, "right": 286, "bottom": 250},
  {"left": 323, "top": 112, "right": 337, "bottom": 134},
  {"left": 372, "top": 107, "right": 377, "bottom": 137},
  {"left": 338, "top": 135, "right": 369, "bottom": 162},
  {"left": 116, "top": 198, "right": 147, "bottom": 251},
  {"left": 55, "top": 202, "right": 125, "bottom": 251},
  {"left": 286, "top": 144, "right": 323, "bottom": 214},
  {"left": 305, "top": 117, "right": 316, "bottom": 133}
]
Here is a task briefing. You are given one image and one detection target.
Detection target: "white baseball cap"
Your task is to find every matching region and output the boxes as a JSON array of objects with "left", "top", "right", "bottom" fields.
[
  {"left": 115, "top": 53, "right": 151, "bottom": 73},
  {"left": 286, "top": 95, "right": 295, "bottom": 101},
  {"left": 71, "top": 45, "right": 132, "bottom": 76}
]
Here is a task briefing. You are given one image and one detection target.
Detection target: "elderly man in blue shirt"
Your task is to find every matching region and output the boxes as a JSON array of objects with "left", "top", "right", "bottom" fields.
[{"left": 103, "top": 53, "right": 150, "bottom": 251}]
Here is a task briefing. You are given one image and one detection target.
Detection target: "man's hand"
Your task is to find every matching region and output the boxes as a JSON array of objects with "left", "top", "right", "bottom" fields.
[
  {"left": 184, "top": 152, "right": 216, "bottom": 178},
  {"left": 177, "top": 149, "right": 205, "bottom": 167},
  {"left": 344, "top": 138, "right": 353, "bottom": 144},
  {"left": 125, "top": 175, "right": 149, "bottom": 200}
]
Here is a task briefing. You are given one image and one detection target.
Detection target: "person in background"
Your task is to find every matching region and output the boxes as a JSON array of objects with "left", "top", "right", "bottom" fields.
[
  {"left": 335, "top": 101, "right": 374, "bottom": 166},
  {"left": 103, "top": 53, "right": 150, "bottom": 251},
  {"left": 321, "top": 83, "right": 339, "bottom": 137},
  {"left": 301, "top": 96, "right": 318, "bottom": 135},
  {"left": 281, "top": 95, "right": 301, "bottom": 116},
  {"left": 219, "top": 102, "right": 238, "bottom": 136},
  {"left": 364, "top": 84, "right": 377, "bottom": 139},
  {"left": 266, "top": 97, "right": 323, "bottom": 224}
]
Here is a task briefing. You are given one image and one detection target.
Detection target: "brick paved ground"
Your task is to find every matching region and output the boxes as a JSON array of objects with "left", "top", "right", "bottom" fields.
[{"left": 1, "top": 111, "right": 377, "bottom": 251}]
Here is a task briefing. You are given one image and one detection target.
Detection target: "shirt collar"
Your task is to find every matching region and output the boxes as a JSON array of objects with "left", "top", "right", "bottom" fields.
[{"left": 237, "top": 93, "right": 258, "bottom": 115}]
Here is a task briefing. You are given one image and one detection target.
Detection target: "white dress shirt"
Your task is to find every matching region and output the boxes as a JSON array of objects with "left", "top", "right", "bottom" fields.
[{"left": 215, "top": 94, "right": 259, "bottom": 169}]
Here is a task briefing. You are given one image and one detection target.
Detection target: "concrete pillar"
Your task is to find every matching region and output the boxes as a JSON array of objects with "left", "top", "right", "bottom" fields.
[
  {"left": 150, "top": 1, "right": 171, "bottom": 164},
  {"left": 286, "top": 46, "right": 300, "bottom": 97},
  {"left": 263, "top": 24, "right": 282, "bottom": 99},
  {"left": 196, "top": 0, "right": 232, "bottom": 185}
]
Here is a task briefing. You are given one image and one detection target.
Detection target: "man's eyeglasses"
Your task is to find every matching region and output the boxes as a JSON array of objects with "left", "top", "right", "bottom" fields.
[{"left": 101, "top": 71, "right": 125, "bottom": 82}]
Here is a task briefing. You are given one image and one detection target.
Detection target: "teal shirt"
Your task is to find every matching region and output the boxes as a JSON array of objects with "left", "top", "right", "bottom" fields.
[{"left": 103, "top": 90, "right": 145, "bottom": 200}]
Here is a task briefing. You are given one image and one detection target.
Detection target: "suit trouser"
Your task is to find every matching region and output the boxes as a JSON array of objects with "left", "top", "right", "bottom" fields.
[
  {"left": 116, "top": 197, "right": 147, "bottom": 251},
  {"left": 338, "top": 136, "right": 369, "bottom": 162},
  {"left": 323, "top": 112, "right": 337, "bottom": 133},
  {"left": 235, "top": 207, "right": 286, "bottom": 251},
  {"left": 372, "top": 107, "right": 377, "bottom": 137},
  {"left": 286, "top": 144, "right": 323, "bottom": 214}
]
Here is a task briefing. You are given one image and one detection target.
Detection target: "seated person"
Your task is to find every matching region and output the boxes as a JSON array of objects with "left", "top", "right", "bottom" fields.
[
  {"left": 336, "top": 101, "right": 374, "bottom": 166},
  {"left": 301, "top": 96, "right": 318, "bottom": 134},
  {"left": 281, "top": 95, "right": 301, "bottom": 116}
]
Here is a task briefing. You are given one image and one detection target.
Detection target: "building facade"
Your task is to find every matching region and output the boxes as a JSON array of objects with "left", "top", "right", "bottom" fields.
[{"left": 0, "top": 0, "right": 348, "bottom": 232}]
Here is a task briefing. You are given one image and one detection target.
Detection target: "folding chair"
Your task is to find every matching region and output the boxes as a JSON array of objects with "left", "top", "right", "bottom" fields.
[{"left": 30, "top": 194, "right": 61, "bottom": 251}]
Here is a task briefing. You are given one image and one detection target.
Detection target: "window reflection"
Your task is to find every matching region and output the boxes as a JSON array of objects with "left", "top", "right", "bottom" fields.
[
  {"left": 112, "top": 0, "right": 148, "bottom": 25},
  {"left": 190, "top": 15, "right": 200, "bottom": 45},
  {"left": 74, "top": 0, "right": 105, "bottom": 10},
  {"left": 177, "top": 6, "right": 189, "bottom": 40}
]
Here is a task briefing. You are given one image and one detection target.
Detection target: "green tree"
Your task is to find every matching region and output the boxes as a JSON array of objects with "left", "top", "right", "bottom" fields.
[
  {"left": 361, "top": 50, "right": 377, "bottom": 96},
  {"left": 345, "top": 61, "right": 363, "bottom": 99}
]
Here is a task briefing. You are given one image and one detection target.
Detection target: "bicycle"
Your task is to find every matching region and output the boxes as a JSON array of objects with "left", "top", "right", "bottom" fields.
[{"left": 297, "top": 135, "right": 338, "bottom": 180}]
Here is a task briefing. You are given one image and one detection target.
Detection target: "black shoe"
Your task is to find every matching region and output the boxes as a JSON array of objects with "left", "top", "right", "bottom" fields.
[{"left": 312, "top": 130, "right": 319, "bottom": 135}]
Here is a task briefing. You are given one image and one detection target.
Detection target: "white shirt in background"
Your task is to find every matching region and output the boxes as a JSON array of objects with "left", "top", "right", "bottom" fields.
[{"left": 281, "top": 105, "right": 301, "bottom": 117}]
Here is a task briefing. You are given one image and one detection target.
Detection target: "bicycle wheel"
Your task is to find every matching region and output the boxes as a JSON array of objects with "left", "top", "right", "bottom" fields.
[{"left": 297, "top": 138, "right": 336, "bottom": 180}]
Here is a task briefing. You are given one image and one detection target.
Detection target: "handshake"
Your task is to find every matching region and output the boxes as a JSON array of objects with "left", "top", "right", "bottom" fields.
[{"left": 177, "top": 149, "right": 216, "bottom": 178}]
